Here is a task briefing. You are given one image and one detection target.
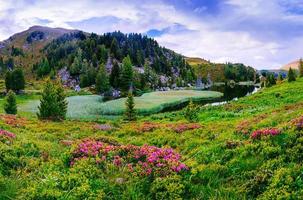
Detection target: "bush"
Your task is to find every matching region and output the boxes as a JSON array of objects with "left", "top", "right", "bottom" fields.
[
  {"left": 4, "top": 90, "right": 17, "bottom": 114},
  {"left": 183, "top": 99, "right": 199, "bottom": 122}
]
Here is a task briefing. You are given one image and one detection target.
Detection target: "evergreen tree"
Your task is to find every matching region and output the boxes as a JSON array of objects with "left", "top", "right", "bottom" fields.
[
  {"left": 55, "top": 81, "right": 68, "bottom": 120},
  {"left": 97, "top": 45, "right": 108, "bottom": 64},
  {"left": 124, "top": 91, "right": 136, "bottom": 121},
  {"left": 95, "top": 64, "right": 110, "bottom": 94},
  {"left": 299, "top": 58, "right": 303, "bottom": 77},
  {"left": 110, "top": 62, "right": 120, "bottom": 88},
  {"left": 120, "top": 55, "right": 133, "bottom": 93},
  {"left": 4, "top": 90, "right": 17, "bottom": 115},
  {"left": 288, "top": 68, "right": 296, "bottom": 82},
  {"left": 11, "top": 69, "right": 25, "bottom": 92},
  {"left": 110, "top": 38, "right": 119, "bottom": 58},
  {"left": 37, "top": 80, "right": 59, "bottom": 120},
  {"left": 277, "top": 73, "right": 283, "bottom": 83},
  {"left": 70, "top": 48, "right": 83, "bottom": 75},
  {"left": 37, "top": 80, "right": 67, "bottom": 120},
  {"left": 5, "top": 71, "right": 13, "bottom": 91}
]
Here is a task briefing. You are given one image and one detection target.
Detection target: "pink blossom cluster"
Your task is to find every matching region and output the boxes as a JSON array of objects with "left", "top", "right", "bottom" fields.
[
  {"left": 93, "top": 124, "right": 113, "bottom": 131},
  {"left": 0, "top": 129, "right": 16, "bottom": 142},
  {"left": 137, "top": 122, "right": 159, "bottom": 132},
  {"left": 291, "top": 116, "right": 303, "bottom": 130},
  {"left": 70, "top": 139, "right": 188, "bottom": 176},
  {"left": 251, "top": 128, "right": 281, "bottom": 139},
  {"left": 167, "top": 123, "right": 201, "bottom": 133}
]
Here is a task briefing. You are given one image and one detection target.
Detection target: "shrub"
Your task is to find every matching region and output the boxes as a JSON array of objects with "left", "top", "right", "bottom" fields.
[
  {"left": 4, "top": 90, "right": 17, "bottom": 115},
  {"left": 183, "top": 99, "right": 199, "bottom": 122},
  {"left": 251, "top": 128, "right": 281, "bottom": 139}
]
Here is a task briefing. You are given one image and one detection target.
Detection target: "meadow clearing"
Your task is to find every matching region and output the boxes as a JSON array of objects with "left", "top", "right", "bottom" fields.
[{"left": 18, "top": 90, "right": 223, "bottom": 119}]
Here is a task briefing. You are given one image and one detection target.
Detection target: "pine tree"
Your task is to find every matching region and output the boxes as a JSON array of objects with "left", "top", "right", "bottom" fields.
[
  {"left": 55, "top": 81, "right": 68, "bottom": 120},
  {"left": 110, "top": 38, "right": 119, "bottom": 58},
  {"left": 37, "top": 80, "right": 67, "bottom": 121},
  {"left": 4, "top": 90, "right": 17, "bottom": 115},
  {"left": 110, "top": 62, "right": 120, "bottom": 88},
  {"left": 95, "top": 64, "right": 110, "bottom": 94},
  {"left": 277, "top": 73, "right": 283, "bottom": 83},
  {"left": 5, "top": 71, "right": 12, "bottom": 91},
  {"left": 299, "top": 58, "right": 303, "bottom": 77},
  {"left": 120, "top": 55, "right": 133, "bottom": 93},
  {"left": 11, "top": 68, "right": 25, "bottom": 92},
  {"left": 124, "top": 91, "right": 136, "bottom": 121},
  {"left": 37, "top": 80, "right": 58, "bottom": 120},
  {"left": 70, "top": 48, "right": 83, "bottom": 75},
  {"left": 288, "top": 68, "right": 296, "bottom": 82}
]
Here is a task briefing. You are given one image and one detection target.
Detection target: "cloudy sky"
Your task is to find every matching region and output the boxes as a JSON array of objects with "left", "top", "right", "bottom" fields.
[{"left": 1, "top": 0, "right": 303, "bottom": 69}]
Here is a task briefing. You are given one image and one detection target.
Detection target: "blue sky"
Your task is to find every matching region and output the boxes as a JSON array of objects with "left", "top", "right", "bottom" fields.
[{"left": 1, "top": 0, "right": 303, "bottom": 69}]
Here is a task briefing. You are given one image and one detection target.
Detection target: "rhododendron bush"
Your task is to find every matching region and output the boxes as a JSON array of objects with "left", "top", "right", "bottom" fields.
[
  {"left": 70, "top": 139, "right": 188, "bottom": 176},
  {"left": 0, "top": 129, "right": 15, "bottom": 143},
  {"left": 251, "top": 128, "right": 281, "bottom": 139}
]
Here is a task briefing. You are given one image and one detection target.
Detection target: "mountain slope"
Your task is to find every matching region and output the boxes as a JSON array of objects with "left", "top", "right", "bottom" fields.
[{"left": 281, "top": 59, "right": 300, "bottom": 71}]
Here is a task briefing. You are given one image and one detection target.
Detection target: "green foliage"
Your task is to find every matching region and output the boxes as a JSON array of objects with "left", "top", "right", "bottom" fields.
[
  {"left": 5, "top": 69, "right": 25, "bottom": 92},
  {"left": 183, "top": 99, "right": 199, "bottom": 122},
  {"left": 120, "top": 55, "right": 134, "bottom": 93},
  {"left": 299, "top": 58, "right": 303, "bottom": 77},
  {"left": 37, "top": 80, "right": 67, "bottom": 120},
  {"left": 110, "top": 61, "right": 120, "bottom": 88},
  {"left": 124, "top": 91, "right": 136, "bottom": 121},
  {"left": 95, "top": 64, "right": 110, "bottom": 93},
  {"left": 288, "top": 67, "right": 296, "bottom": 82},
  {"left": 33, "top": 57, "right": 51, "bottom": 77},
  {"left": 4, "top": 90, "right": 17, "bottom": 114},
  {"left": 265, "top": 73, "right": 276, "bottom": 87},
  {"left": 70, "top": 48, "right": 83, "bottom": 75}
]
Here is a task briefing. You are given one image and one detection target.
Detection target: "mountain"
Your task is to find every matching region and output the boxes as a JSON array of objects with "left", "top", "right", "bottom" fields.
[
  {"left": 0, "top": 26, "right": 195, "bottom": 90},
  {"left": 0, "top": 26, "right": 77, "bottom": 75},
  {"left": 281, "top": 59, "right": 300, "bottom": 71}
]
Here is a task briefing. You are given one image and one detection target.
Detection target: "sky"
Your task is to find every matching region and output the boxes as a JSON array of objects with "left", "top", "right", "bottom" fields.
[{"left": 0, "top": 0, "right": 303, "bottom": 69}]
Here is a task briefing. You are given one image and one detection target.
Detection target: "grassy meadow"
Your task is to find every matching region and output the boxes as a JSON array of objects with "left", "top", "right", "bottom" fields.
[
  {"left": 18, "top": 90, "right": 223, "bottom": 118},
  {"left": 1, "top": 79, "right": 303, "bottom": 199}
]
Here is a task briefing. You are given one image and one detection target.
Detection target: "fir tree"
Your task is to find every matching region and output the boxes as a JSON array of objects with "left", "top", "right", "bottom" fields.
[
  {"left": 37, "top": 80, "right": 67, "bottom": 121},
  {"left": 95, "top": 64, "right": 110, "bottom": 94},
  {"left": 299, "top": 58, "right": 303, "bottom": 77},
  {"left": 55, "top": 81, "right": 68, "bottom": 120},
  {"left": 288, "top": 68, "right": 296, "bottom": 82},
  {"left": 110, "top": 38, "right": 119, "bottom": 58},
  {"left": 124, "top": 91, "right": 136, "bottom": 121},
  {"left": 70, "top": 48, "right": 83, "bottom": 75},
  {"left": 120, "top": 55, "right": 133, "bottom": 93},
  {"left": 110, "top": 62, "right": 120, "bottom": 88},
  {"left": 4, "top": 90, "right": 17, "bottom": 115},
  {"left": 277, "top": 73, "right": 283, "bottom": 83},
  {"left": 5, "top": 71, "right": 12, "bottom": 91}
]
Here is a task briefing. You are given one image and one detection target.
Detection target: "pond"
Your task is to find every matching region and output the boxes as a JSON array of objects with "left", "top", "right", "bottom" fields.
[{"left": 204, "top": 84, "right": 260, "bottom": 106}]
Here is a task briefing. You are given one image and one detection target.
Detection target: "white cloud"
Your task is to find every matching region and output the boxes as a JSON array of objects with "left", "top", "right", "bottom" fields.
[{"left": 0, "top": 0, "right": 302, "bottom": 69}]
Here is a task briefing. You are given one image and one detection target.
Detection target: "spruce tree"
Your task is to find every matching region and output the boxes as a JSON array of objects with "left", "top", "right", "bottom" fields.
[
  {"left": 110, "top": 62, "right": 120, "bottom": 88},
  {"left": 12, "top": 68, "right": 25, "bottom": 92},
  {"left": 120, "top": 55, "right": 133, "bottom": 93},
  {"left": 299, "top": 58, "right": 303, "bottom": 77},
  {"left": 4, "top": 90, "right": 17, "bottom": 115},
  {"left": 5, "top": 71, "right": 12, "bottom": 91},
  {"left": 124, "top": 91, "right": 136, "bottom": 121},
  {"left": 37, "top": 80, "right": 67, "bottom": 121},
  {"left": 70, "top": 48, "right": 83, "bottom": 75},
  {"left": 288, "top": 68, "right": 296, "bottom": 82},
  {"left": 95, "top": 64, "right": 110, "bottom": 94},
  {"left": 110, "top": 38, "right": 119, "bottom": 58},
  {"left": 55, "top": 81, "right": 68, "bottom": 120}
]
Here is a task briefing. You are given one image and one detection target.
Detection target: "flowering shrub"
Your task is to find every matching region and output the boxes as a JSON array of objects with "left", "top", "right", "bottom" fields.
[
  {"left": 0, "top": 129, "right": 15, "bottom": 143},
  {"left": 70, "top": 139, "right": 188, "bottom": 176},
  {"left": 167, "top": 123, "right": 201, "bottom": 133},
  {"left": 93, "top": 124, "right": 113, "bottom": 131},
  {"left": 236, "top": 114, "right": 267, "bottom": 134},
  {"left": 290, "top": 116, "right": 303, "bottom": 130},
  {"left": 0, "top": 114, "right": 26, "bottom": 127},
  {"left": 251, "top": 128, "right": 281, "bottom": 139},
  {"left": 137, "top": 122, "right": 159, "bottom": 132}
]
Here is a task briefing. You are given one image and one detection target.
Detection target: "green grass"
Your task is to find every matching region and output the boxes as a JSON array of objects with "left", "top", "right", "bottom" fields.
[
  {"left": 2, "top": 79, "right": 303, "bottom": 199},
  {"left": 18, "top": 90, "right": 223, "bottom": 118}
]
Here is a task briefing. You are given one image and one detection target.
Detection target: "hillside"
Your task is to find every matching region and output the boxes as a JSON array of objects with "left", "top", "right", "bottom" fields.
[
  {"left": 0, "top": 26, "right": 76, "bottom": 76},
  {"left": 185, "top": 56, "right": 210, "bottom": 66},
  {"left": 1, "top": 77, "right": 303, "bottom": 199},
  {"left": 281, "top": 59, "right": 300, "bottom": 71}
]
